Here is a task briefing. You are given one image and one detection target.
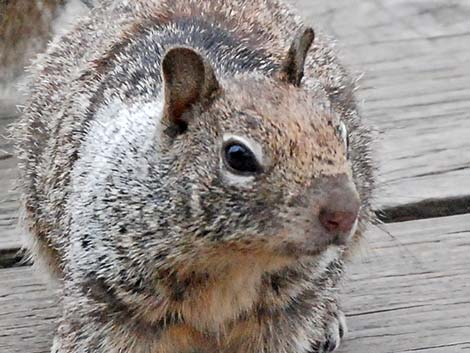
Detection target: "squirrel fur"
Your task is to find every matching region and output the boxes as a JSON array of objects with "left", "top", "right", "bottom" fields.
[{"left": 15, "top": 0, "right": 375, "bottom": 352}]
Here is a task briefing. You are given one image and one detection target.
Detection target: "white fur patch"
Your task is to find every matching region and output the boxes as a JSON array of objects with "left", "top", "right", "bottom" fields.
[
  {"left": 348, "top": 218, "right": 359, "bottom": 241},
  {"left": 74, "top": 97, "right": 163, "bottom": 192}
]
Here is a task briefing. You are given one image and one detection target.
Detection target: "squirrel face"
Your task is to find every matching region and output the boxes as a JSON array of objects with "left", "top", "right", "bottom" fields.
[
  {"left": 156, "top": 72, "right": 359, "bottom": 260},
  {"left": 151, "top": 41, "right": 360, "bottom": 258}
]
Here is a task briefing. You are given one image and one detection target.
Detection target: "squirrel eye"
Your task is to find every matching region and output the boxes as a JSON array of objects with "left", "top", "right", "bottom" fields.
[{"left": 223, "top": 142, "right": 261, "bottom": 174}]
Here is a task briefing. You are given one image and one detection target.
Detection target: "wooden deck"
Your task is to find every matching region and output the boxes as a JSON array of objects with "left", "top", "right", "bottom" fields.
[{"left": 1, "top": 0, "right": 470, "bottom": 352}]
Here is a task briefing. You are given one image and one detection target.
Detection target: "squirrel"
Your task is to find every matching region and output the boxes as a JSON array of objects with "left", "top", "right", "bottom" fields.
[{"left": 15, "top": 0, "right": 374, "bottom": 352}]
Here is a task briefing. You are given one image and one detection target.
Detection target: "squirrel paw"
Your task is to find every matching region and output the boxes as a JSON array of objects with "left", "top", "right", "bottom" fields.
[{"left": 309, "top": 309, "right": 348, "bottom": 353}]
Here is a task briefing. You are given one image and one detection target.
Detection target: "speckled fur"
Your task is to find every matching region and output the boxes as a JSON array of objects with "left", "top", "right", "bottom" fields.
[{"left": 16, "top": 0, "right": 374, "bottom": 352}]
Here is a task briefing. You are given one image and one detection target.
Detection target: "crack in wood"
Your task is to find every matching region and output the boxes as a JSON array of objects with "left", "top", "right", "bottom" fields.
[
  {"left": 397, "top": 341, "right": 470, "bottom": 352},
  {"left": 348, "top": 303, "right": 429, "bottom": 317},
  {"left": 0, "top": 153, "right": 13, "bottom": 161},
  {"left": 0, "top": 249, "right": 30, "bottom": 269},
  {"left": 376, "top": 195, "right": 470, "bottom": 223}
]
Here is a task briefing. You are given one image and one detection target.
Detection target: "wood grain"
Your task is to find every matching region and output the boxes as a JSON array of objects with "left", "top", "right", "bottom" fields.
[
  {"left": 0, "top": 112, "right": 21, "bottom": 252},
  {"left": 338, "top": 213, "right": 470, "bottom": 353},
  {"left": 0, "top": 267, "right": 59, "bottom": 353},
  {"left": 1, "top": 215, "right": 469, "bottom": 353}
]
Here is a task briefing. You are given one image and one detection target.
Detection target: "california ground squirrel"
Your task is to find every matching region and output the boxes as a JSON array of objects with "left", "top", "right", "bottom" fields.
[{"left": 16, "top": 0, "right": 374, "bottom": 352}]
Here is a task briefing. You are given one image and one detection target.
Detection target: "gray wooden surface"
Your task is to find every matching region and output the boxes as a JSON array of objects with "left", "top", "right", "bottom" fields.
[
  {"left": 1, "top": 0, "right": 470, "bottom": 352},
  {"left": 340, "top": 214, "right": 470, "bottom": 353},
  {"left": 0, "top": 111, "right": 20, "bottom": 253}
]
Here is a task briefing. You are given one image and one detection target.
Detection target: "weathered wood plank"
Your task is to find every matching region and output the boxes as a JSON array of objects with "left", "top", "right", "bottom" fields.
[
  {"left": 0, "top": 267, "right": 60, "bottom": 353},
  {"left": 0, "top": 108, "right": 22, "bottom": 252},
  {"left": 0, "top": 113, "right": 20, "bottom": 251},
  {"left": 1, "top": 214, "right": 469, "bottom": 353},
  {"left": 292, "top": 0, "right": 470, "bottom": 209},
  {"left": 338, "top": 213, "right": 470, "bottom": 353}
]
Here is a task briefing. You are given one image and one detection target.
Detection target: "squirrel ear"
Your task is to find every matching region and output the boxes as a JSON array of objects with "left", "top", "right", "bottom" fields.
[
  {"left": 161, "top": 47, "right": 220, "bottom": 135},
  {"left": 278, "top": 27, "right": 315, "bottom": 87}
]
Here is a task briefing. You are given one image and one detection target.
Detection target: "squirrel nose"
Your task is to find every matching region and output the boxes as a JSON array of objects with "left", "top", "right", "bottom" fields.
[
  {"left": 317, "top": 175, "right": 360, "bottom": 244},
  {"left": 319, "top": 209, "right": 358, "bottom": 234}
]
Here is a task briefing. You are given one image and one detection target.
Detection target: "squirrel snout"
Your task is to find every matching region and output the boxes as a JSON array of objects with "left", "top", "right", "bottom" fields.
[
  {"left": 317, "top": 176, "right": 360, "bottom": 245},
  {"left": 319, "top": 209, "right": 358, "bottom": 234}
]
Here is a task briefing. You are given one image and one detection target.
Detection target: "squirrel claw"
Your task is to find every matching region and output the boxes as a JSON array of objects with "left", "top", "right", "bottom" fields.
[{"left": 309, "top": 309, "right": 348, "bottom": 353}]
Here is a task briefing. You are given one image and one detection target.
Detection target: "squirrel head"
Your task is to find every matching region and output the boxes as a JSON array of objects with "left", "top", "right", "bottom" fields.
[
  {"left": 73, "top": 28, "right": 361, "bottom": 296},
  {"left": 154, "top": 28, "right": 359, "bottom": 259}
]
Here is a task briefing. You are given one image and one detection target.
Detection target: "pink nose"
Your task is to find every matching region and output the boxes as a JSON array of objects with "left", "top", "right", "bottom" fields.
[
  {"left": 319, "top": 209, "right": 358, "bottom": 234},
  {"left": 317, "top": 175, "right": 360, "bottom": 244}
]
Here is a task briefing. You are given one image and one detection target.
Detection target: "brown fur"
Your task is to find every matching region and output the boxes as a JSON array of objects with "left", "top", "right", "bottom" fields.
[{"left": 16, "top": 1, "right": 374, "bottom": 352}]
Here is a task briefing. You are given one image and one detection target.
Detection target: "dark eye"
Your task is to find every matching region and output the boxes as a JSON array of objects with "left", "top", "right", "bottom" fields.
[{"left": 223, "top": 142, "right": 261, "bottom": 174}]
